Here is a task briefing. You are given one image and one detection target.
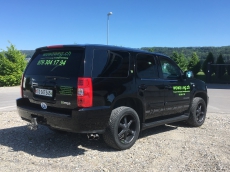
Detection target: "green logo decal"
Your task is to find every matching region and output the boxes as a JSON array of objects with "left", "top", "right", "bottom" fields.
[
  {"left": 61, "top": 101, "right": 71, "bottom": 105},
  {"left": 173, "top": 85, "right": 190, "bottom": 96}
]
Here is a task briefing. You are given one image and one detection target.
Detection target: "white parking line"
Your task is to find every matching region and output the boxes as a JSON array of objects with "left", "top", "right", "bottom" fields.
[{"left": 0, "top": 106, "right": 16, "bottom": 110}]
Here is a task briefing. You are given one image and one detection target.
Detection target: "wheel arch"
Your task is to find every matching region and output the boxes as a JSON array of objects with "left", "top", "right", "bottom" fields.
[
  {"left": 112, "top": 97, "right": 144, "bottom": 125},
  {"left": 193, "top": 91, "right": 208, "bottom": 107}
]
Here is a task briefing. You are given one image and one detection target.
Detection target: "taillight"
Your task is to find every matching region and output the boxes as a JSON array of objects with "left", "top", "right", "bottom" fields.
[
  {"left": 77, "top": 77, "right": 93, "bottom": 107},
  {"left": 20, "top": 74, "right": 24, "bottom": 98}
]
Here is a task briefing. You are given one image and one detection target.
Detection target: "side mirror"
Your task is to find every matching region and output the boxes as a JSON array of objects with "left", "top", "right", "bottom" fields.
[{"left": 185, "top": 71, "right": 194, "bottom": 79}]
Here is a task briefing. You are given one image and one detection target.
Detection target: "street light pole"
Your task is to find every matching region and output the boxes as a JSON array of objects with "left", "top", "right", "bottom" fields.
[{"left": 107, "top": 12, "right": 112, "bottom": 45}]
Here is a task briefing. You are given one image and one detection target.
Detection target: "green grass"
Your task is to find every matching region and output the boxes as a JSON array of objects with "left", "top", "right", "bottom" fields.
[{"left": 195, "top": 72, "right": 206, "bottom": 82}]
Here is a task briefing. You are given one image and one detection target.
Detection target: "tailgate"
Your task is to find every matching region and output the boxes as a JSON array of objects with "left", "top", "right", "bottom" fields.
[{"left": 22, "top": 48, "right": 85, "bottom": 110}]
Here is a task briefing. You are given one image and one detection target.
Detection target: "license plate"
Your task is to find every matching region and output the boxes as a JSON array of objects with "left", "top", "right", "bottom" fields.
[{"left": 35, "top": 88, "right": 53, "bottom": 97}]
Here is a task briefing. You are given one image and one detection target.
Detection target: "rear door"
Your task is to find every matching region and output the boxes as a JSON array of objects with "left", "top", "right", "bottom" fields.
[
  {"left": 136, "top": 53, "right": 165, "bottom": 120},
  {"left": 22, "top": 47, "right": 85, "bottom": 109}
]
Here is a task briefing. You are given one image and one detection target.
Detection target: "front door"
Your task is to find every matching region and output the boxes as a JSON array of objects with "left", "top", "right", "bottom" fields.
[{"left": 158, "top": 56, "right": 191, "bottom": 116}]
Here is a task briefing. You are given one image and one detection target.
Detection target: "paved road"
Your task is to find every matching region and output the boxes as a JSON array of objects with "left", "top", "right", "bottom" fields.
[
  {"left": 206, "top": 84, "right": 230, "bottom": 114},
  {"left": 0, "top": 86, "right": 20, "bottom": 112},
  {"left": 0, "top": 84, "right": 229, "bottom": 113}
]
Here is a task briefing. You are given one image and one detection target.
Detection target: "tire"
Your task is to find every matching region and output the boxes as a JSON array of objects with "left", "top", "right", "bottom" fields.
[
  {"left": 103, "top": 106, "right": 140, "bottom": 150},
  {"left": 187, "top": 97, "right": 207, "bottom": 127}
]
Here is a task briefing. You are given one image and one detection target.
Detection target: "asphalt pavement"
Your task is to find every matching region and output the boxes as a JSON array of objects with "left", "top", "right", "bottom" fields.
[
  {"left": 0, "top": 86, "right": 20, "bottom": 112},
  {"left": 206, "top": 83, "right": 230, "bottom": 113}
]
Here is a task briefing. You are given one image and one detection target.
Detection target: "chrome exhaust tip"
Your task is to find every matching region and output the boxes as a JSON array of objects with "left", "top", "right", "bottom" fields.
[
  {"left": 27, "top": 117, "right": 38, "bottom": 130},
  {"left": 94, "top": 134, "right": 99, "bottom": 140},
  {"left": 87, "top": 134, "right": 95, "bottom": 140},
  {"left": 87, "top": 133, "right": 99, "bottom": 140}
]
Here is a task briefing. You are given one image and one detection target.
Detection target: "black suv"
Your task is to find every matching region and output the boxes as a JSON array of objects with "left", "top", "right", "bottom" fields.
[{"left": 17, "top": 44, "right": 208, "bottom": 150}]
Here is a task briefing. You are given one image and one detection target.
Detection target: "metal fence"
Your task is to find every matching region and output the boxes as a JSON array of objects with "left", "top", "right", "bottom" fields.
[{"left": 206, "top": 63, "right": 230, "bottom": 83}]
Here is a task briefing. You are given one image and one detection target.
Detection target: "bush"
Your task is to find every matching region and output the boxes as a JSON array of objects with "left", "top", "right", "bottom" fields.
[{"left": 0, "top": 43, "right": 27, "bottom": 86}]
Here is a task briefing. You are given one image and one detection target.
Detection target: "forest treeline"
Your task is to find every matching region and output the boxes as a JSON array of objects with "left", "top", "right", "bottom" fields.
[{"left": 141, "top": 46, "right": 230, "bottom": 62}]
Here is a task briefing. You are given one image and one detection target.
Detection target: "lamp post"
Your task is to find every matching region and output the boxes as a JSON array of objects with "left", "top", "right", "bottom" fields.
[{"left": 107, "top": 12, "right": 112, "bottom": 45}]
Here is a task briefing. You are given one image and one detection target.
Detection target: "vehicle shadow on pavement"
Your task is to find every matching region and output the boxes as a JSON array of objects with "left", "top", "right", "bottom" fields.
[
  {"left": 139, "top": 121, "right": 194, "bottom": 139},
  {"left": 0, "top": 123, "right": 190, "bottom": 155},
  {"left": 139, "top": 124, "right": 178, "bottom": 139},
  {"left": 0, "top": 125, "right": 102, "bottom": 158}
]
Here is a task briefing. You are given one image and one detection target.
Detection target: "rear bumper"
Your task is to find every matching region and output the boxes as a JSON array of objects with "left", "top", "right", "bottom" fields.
[{"left": 16, "top": 98, "right": 111, "bottom": 134}]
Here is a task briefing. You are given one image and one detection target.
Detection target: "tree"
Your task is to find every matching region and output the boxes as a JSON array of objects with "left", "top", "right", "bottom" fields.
[
  {"left": 179, "top": 53, "right": 188, "bottom": 71},
  {"left": 147, "top": 47, "right": 154, "bottom": 52},
  {"left": 171, "top": 52, "right": 180, "bottom": 63},
  {"left": 202, "top": 52, "right": 215, "bottom": 75},
  {"left": 215, "top": 54, "right": 226, "bottom": 78},
  {"left": 187, "top": 52, "right": 201, "bottom": 76},
  {"left": 171, "top": 52, "right": 187, "bottom": 71},
  {"left": 0, "top": 43, "right": 27, "bottom": 86}
]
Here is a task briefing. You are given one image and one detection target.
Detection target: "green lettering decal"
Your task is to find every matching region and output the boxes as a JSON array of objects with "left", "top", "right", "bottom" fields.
[
  {"left": 45, "top": 60, "right": 53, "bottom": 65},
  {"left": 53, "top": 60, "right": 59, "bottom": 65},
  {"left": 43, "top": 51, "right": 71, "bottom": 57},
  {"left": 37, "top": 51, "right": 71, "bottom": 66},
  {"left": 59, "top": 86, "right": 73, "bottom": 95},
  {"left": 59, "top": 60, "right": 66, "bottom": 66},
  {"left": 37, "top": 58, "right": 68, "bottom": 66},
  {"left": 173, "top": 85, "right": 190, "bottom": 96},
  {"left": 37, "top": 60, "right": 45, "bottom": 65}
]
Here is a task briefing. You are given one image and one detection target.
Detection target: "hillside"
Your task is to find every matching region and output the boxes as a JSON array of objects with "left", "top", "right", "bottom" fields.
[{"left": 20, "top": 50, "right": 35, "bottom": 59}]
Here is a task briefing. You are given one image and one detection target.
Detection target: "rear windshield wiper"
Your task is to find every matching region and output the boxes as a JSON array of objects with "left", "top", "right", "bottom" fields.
[{"left": 45, "top": 76, "right": 70, "bottom": 80}]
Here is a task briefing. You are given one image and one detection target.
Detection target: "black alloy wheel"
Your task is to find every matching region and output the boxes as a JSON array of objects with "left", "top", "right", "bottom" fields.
[
  {"left": 103, "top": 106, "right": 140, "bottom": 150},
  {"left": 118, "top": 115, "right": 137, "bottom": 144},
  {"left": 196, "top": 103, "right": 205, "bottom": 123},
  {"left": 187, "top": 97, "right": 207, "bottom": 127}
]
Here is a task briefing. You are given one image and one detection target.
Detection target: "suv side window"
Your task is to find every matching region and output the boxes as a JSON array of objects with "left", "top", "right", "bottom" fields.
[
  {"left": 159, "top": 56, "right": 181, "bottom": 79},
  {"left": 136, "top": 54, "right": 158, "bottom": 78},
  {"left": 92, "top": 50, "right": 130, "bottom": 78}
]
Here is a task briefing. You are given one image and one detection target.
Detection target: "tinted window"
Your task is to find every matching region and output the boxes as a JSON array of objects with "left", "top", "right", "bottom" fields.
[
  {"left": 92, "top": 50, "right": 129, "bottom": 78},
  {"left": 159, "top": 57, "right": 181, "bottom": 79},
  {"left": 136, "top": 54, "right": 158, "bottom": 78},
  {"left": 25, "top": 50, "right": 84, "bottom": 77}
]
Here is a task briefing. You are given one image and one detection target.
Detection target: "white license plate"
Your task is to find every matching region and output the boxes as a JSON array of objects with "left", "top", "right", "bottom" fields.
[{"left": 35, "top": 88, "right": 53, "bottom": 97}]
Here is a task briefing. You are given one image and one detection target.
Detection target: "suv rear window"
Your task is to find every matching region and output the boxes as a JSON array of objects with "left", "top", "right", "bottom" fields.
[
  {"left": 136, "top": 53, "right": 158, "bottom": 78},
  {"left": 92, "top": 50, "right": 130, "bottom": 78},
  {"left": 26, "top": 50, "right": 84, "bottom": 77}
]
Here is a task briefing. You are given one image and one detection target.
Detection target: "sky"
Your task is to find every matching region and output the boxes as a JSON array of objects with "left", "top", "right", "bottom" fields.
[{"left": 0, "top": 0, "right": 230, "bottom": 50}]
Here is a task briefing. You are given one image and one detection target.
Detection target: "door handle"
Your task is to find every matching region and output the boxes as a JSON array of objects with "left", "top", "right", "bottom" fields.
[
  {"left": 165, "top": 85, "right": 172, "bottom": 89},
  {"left": 139, "top": 84, "right": 147, "bottom": 90}
]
